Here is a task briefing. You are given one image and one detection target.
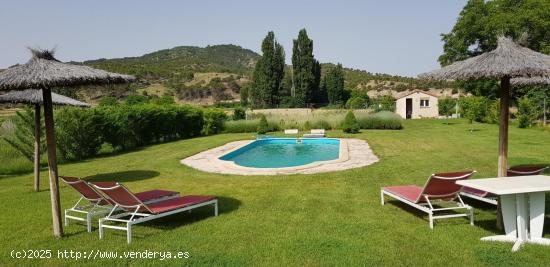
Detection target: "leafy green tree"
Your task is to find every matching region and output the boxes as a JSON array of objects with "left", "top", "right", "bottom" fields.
[
  {"left": 55, "top": 108, "right": 105, "bottom": 160},
  {"left": 372, "top": 95, "right": 396, "bottom": 112},
  {"left": 311, "top": 59, "right": 323, "bottom": 103},
  {"left": 342, "top": 111, "right": 360, "bottom": 133},
  {"left": 292, "top": 29, "right": 319, "bottom": 107},
  {"left": 257, "top": 114, "right": 270, "bottom": 134},
  {"left": 485, "top": 99, "right": 500, "bottom": 124},
  {"left": 460, "top": 96, "right": 488, "bottom": 124},
  {"left": 346, "top": 97, "right": 367, "bottom": 109},
  {"left": 440, "top": 0, "right": 550, "bottom": 65},
  {"left": 517, "top": 96, "right": 539, "bottom": 128},
  {"left": 326, "top": 64, "right": 345, "bottom": 105},
  {"left": 3, "top": 107, "right": 44, "bottom": 162},
  {"left": 439, "top": 0, "right": 550, "bottom": 97},
  {"left": 250, "top": 31, "right": 285, "bottom": 108},
  {"left": 439, "top": 97, "right": 457, "bottom": 118}
]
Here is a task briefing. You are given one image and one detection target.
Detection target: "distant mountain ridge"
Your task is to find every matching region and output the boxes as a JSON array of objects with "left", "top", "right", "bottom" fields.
[
  {"left": 83, "top": 44, "right": 260, "bottom": 81},
  {"left": 75, "top": 44, "right": 455, "bottom": 105}
]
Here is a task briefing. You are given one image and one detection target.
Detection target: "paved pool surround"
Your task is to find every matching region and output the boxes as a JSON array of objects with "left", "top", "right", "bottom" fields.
[{"left": 180, "top": 138, "right": 379, "bottom": 175}]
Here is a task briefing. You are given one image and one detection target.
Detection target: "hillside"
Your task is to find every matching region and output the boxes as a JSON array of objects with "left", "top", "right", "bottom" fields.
[
  {"left": 320, "top": 63, "right": 456, "bottom": 93},
  {"left": 83, "top": 44, "right": 260, "bottom": 83},
  {"left": 71, "top": 45, "right": 459, "bottom": 105}
]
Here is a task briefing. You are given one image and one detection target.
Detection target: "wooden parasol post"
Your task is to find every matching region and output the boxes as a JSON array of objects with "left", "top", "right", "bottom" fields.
[
  {"left": 495, "top": 76, "right": 510, "bottom": 230},
  {"left": 42, "top": 88, "right": 63, "bottom": 237},
  {"left": 33, "top": 103, "right": 41, "bottom": 192},
  {"left": 498, "top": 76, "right": 510, "bottom": 177}
]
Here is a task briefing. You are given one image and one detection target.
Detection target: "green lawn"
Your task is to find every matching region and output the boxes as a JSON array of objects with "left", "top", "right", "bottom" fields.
[{"left": 0, "top": 119, "right": 549, "bottom": 266}]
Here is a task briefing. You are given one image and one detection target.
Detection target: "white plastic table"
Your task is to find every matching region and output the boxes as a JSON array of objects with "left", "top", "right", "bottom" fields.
[{"left": 457, "top": 175, "right": 550, "bottom": 252}]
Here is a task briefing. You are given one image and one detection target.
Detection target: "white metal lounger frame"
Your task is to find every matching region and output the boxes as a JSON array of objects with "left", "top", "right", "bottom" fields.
[
  {"left": 65, "top": 195, "right": 113, "bottom": 233},
  {"left": 62, "top": 178, "right": 113, "bottom": 233},
  {"left": 63, "top": 179, "right": 179, "bottom": 233},
  {"left": 459, "top": 167, "right": 548, "bottom": 206},
  {"left": 459, "top": 191, "right": 498, "bottom": 205},
  {"left": 380, "top": 173, "right": 475, "bottom": 229},
  {"left": 94, "top": 183, "right": 218, "bottom": 244}
]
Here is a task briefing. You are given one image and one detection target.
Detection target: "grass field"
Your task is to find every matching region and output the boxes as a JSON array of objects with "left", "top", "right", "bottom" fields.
[{"left": 0, "top": 119, "right": 549, "bottom": 266}]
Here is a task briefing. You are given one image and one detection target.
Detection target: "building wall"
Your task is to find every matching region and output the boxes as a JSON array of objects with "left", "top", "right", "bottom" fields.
[{"left": 395, "top": 92, "right": 439, "bottom": 119}]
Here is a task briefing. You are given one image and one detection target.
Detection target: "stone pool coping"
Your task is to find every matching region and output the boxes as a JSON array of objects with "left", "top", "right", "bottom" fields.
[{"left": 180, "top": 138, "right": 379, "bottom": 175}]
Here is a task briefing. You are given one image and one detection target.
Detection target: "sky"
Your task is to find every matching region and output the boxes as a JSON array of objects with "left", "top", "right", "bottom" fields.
[{"left": 0, "top": 0, "right": 467, "bottom": 77}]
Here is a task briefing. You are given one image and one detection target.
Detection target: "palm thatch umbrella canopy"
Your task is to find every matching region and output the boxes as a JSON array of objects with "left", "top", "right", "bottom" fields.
[
  {"left": 0, "top": 50, "right": 134, "bottom": 89},
  {"left": 0, "top": 89, "right": 90, "bottom": 106},
  {"left": 0, "top": 89, "right": 90, "bottom": 192},
  {"left": 419, "top": 36, "right": 550, "bottom": 178},
  {"left": 511, "top": 76, "right": 550, "bottom": 86},
  {"left": 0, "top": 49, "right": 134, "bottom": 238}
]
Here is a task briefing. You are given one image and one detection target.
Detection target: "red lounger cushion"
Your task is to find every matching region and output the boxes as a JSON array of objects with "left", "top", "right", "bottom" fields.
[
  {"left": 147, "top": 195, "right": 216, "bottom": 214},
  {"left": 383, "top": 185, "right": 422, "bottom": 203},
  {"left": 135, "top": 190, "right": 178, "bottom": 202}
]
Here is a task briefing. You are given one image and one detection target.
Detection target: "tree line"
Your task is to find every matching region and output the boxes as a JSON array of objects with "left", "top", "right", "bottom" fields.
[{"left": 246, "top": 29, "right": 346, "bottom": 108}]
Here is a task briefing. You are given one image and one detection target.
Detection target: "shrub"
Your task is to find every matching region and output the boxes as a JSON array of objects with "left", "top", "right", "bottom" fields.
[
  {"left": 303, "top": 121, "right": 312, "bottom": 130},
  {"left": 342, "top": 111, "right": 360, "bottom": 133},
  {"left": 225, "top": 119, "right": 260, "bottom": 133},
  {"left": 202, "top": 108, "right": 227, "bottom": 135},
  {"left": 438, "top": 97, "right": 456, "bottom": 118},
  {"left": 346, "top": 97, "right": 367, "bottom": 109},
  {"left": 233, "top": 107, "right": 246, "bottom": 120},
  {"left": 150, "top": 95, "right": 175, "bottom": 105},
  {"left": 2, "top": 107, "right": 44, "bottom": 162},
  {"left": 460, "top": 96, "right": 488, "bottom": 123},
  {"left": 357, "top": 111, "right": 403, "bottom": 130},
  {"left": 124, "top": 95, "right": 149, "bottom": 105},
  {"left": 98, "top": 96, "right": 118, "bottom": 106},
  {"left": 485, "top": 100, "right": 500, "bottom": 124},
  {"left": 55, "top": 107, "right": 104, "bottom": 160},
  {"left": 517, "top": 96, "right": 538, "bottom": 128},
  {"left": 311, "top": 119, "right": 331, "bottom": 130},
  {"left": 99, "top": 104, "right": 204, "bottom": 150},
  {"left": 257, "top": 114, "right": 270, "bottom": 134}
]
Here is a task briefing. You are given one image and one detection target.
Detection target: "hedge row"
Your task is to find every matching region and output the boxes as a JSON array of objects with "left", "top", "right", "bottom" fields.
[
  {"left": 55, "top": 104, "right": 226, "bottom": 159},
  {"left": 224, "top": 111, "right": 403, "bottom": 133},
  {"left": 356, "top": 111, "right": 403, "bottom": 130}
]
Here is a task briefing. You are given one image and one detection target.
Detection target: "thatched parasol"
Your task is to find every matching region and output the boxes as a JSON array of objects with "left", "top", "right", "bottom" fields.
[
  {"left": 0, "top": 49, "right": 134, "bottom": 237},
  {"left": 419, "top": 36, "right": 550, "bottom": 230},
  {"left": 0, "top": 89, "right": 90, "bottom": 192},
  {"left": 511, "top": 76, "right": 550, "bottom": 86},
  {"left": 419, "top": 37, "right": 550, "bottom": 177}
]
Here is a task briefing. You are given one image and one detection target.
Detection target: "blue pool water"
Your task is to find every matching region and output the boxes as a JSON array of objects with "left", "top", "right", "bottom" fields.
[{"left": 219, "top": 138, "right": 340, "bottom": 168}]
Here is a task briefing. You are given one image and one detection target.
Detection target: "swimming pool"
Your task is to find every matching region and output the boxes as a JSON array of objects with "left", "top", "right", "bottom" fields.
[{"left": 219, "top": 138, "right": 340, "bottom": 168}]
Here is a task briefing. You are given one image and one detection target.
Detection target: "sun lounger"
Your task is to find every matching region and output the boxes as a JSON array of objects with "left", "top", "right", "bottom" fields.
[
  {"left": 91, "top": 182, "right": 217, "bottom": 244},
  {"left": 284, "top": 129, "right": 299, "bottom": 134},
  {"left": 61, "top": 176, "right": 179, "bottom": 232},
  {"left": 460, "top": 166, "right": 548, "bottom": 205},
  {"left": 302, "top": 129, "right": 325, "bottom": 138},
  {"left": 381, "top": 171, "right": 476, "bottom": 228}
]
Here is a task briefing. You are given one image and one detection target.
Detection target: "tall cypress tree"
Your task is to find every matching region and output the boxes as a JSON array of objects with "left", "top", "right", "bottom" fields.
[
  {"left": 250, "top": 31, "right": 285, "bottom": 108},
  {"left": 312, "top": 59, "right": 323, "bottom": 103},
  {"left": 291, "top": 29, "right": 319, "bottom": 107},
  {"left": 325, "top": 63, "right": 345, "bottom": 105}
]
